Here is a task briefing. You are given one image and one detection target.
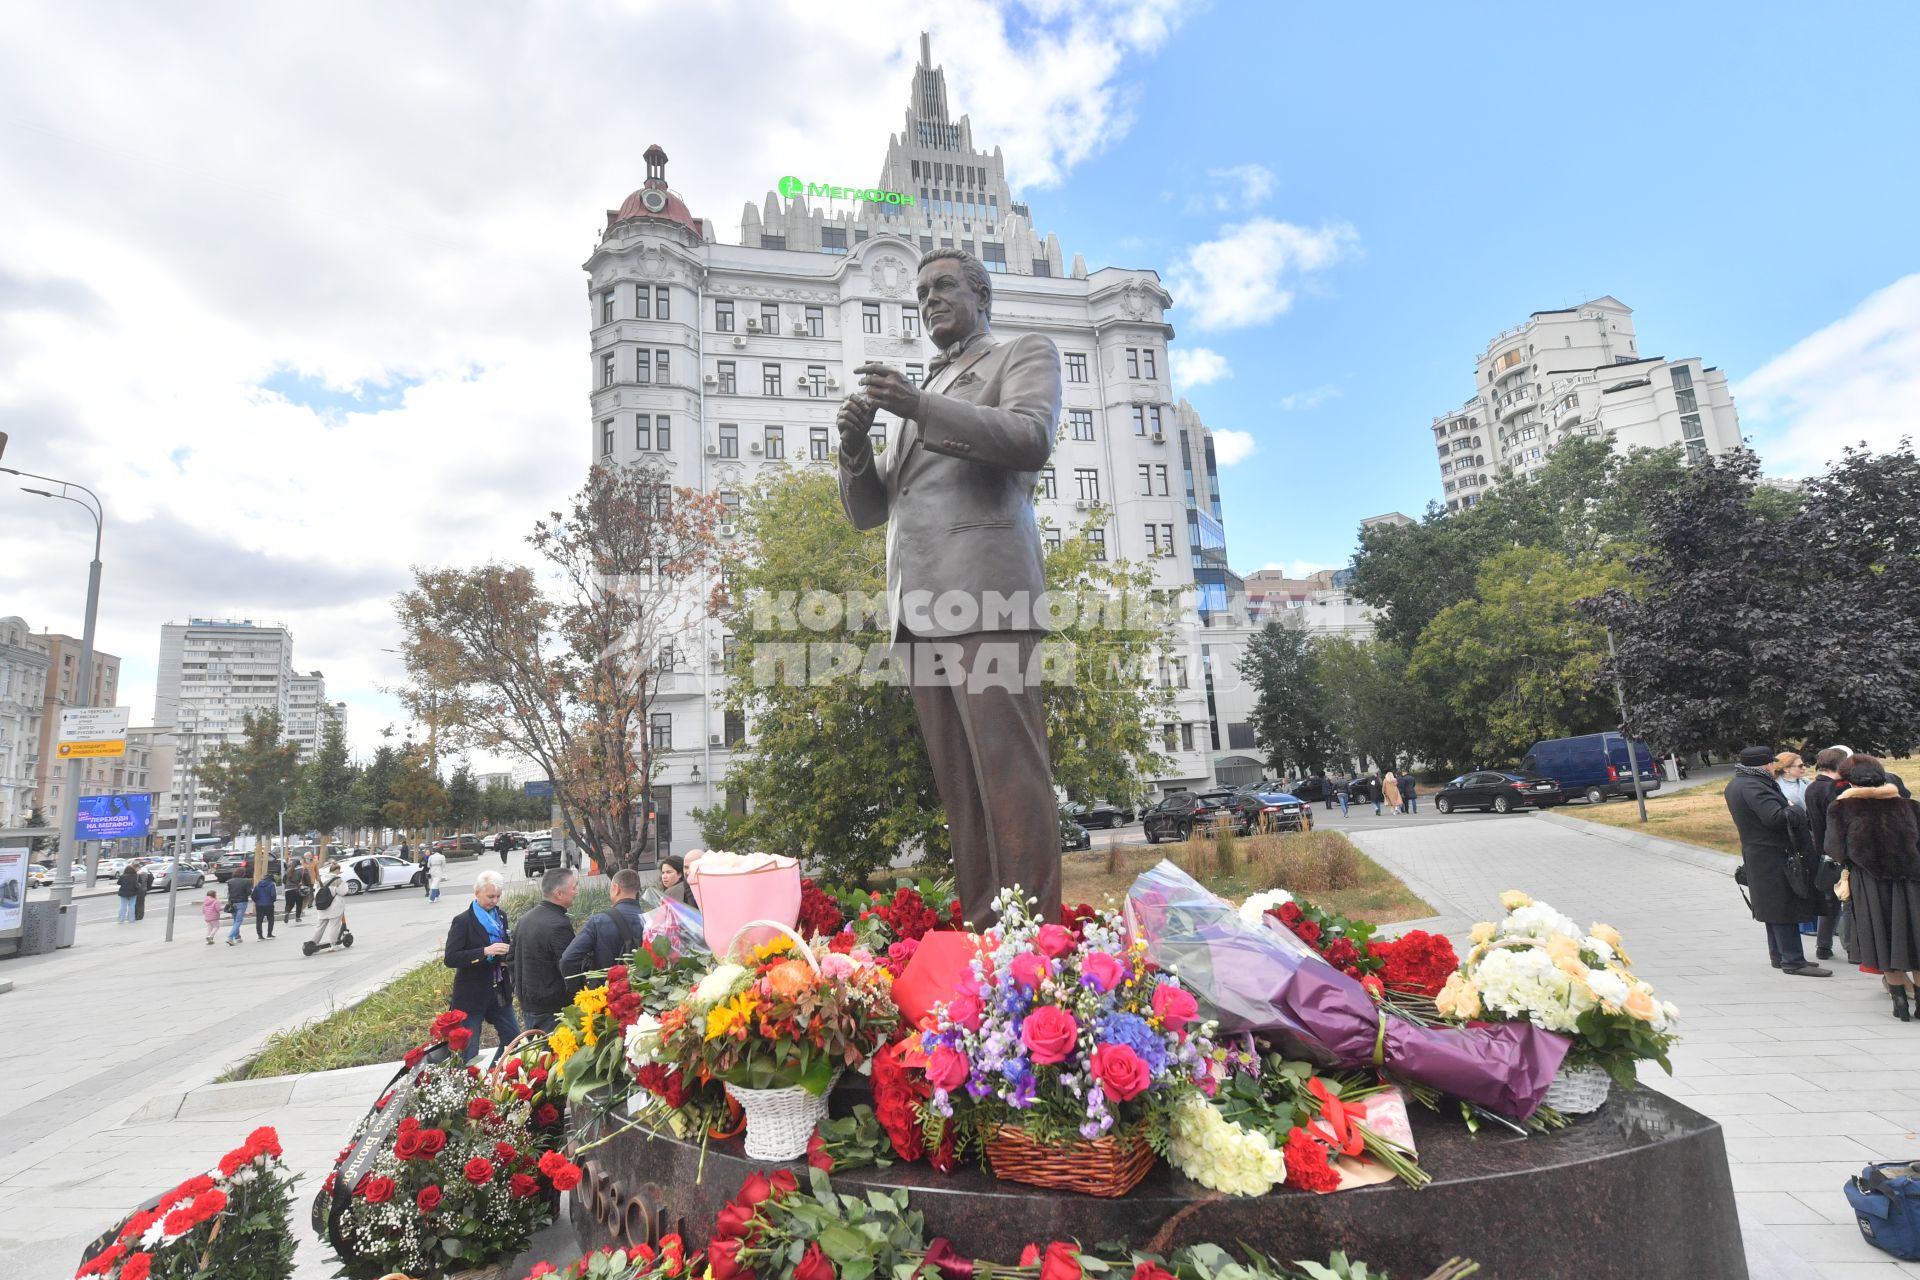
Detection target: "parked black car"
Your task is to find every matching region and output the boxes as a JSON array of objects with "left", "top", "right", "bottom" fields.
[
  {"left": 1243, "top": 787, "right": 1312, "bottom": 833},
  {"left": 213, "top": 851, "right": 285, "bottom": 881},
  {"left": 1281, "top": 777, "right": 1329, "bottom": 803},
  {"left": 1143, "top": 789, "right": 1259, "bottom": 843},
  {"left": 1059, "top": 814, "right": 1093, "bottom": 852},
  {"left": 1065, "top": 800, "right": 1134, "bottom": 829},
  {"left": 1433, "top": 771, "right": 1563, "bottom": 814},
  {"left": 523, "top": 841, "right": 567, "bottom": 878}
]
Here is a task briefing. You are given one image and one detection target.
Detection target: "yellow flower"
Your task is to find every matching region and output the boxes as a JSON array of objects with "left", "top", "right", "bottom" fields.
[
  {"left": 582, "top": 1018, "right": 598, "bottom": 1048},
  {"left": 1469, "top": 921, "right": 1496, "bottom": 945},
  {"left": 752, "top": 935, "right": 795, "bottom": 962},
  {"left": 705, "top": 991, "right": 756, "bottom": 1041},
  {"left": 574, "top": 985, "right": 609, "bottom": 1017},
  {"left": 1499, "top": 890, "right": 1532, "bottom": 912},
  {"left": 548, "top": 1024, "right": 580, "bottom": 1069}
]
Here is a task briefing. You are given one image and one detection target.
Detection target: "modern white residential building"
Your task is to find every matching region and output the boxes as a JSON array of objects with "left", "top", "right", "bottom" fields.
[
  {"left": 583, "top": 36, "right": 1238, "bottom": 852},
  {"left": 286, "top": 670, "right": 346, "bottom": 760},
  {"left": 1432, "top": 297, "right": 1742, "bottom": 510},
  {"left": 0, "top": 616, "right": 49, "bottom": 827},
  {"left": 153, "top": 619, "right": 296, "bottom": 840}
]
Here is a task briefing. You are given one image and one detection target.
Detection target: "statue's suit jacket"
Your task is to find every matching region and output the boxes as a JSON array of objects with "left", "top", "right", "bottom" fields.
[{"left": 838, "top": 331, "right": 1062, "bottom": 639}]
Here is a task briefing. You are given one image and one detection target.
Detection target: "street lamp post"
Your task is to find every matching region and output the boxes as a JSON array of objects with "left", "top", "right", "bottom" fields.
[
  {"left": 4, "top": 463, "right": 105, "bottom": 945},
  {"left": 1606, "top": 627, "right": 1650, "bottom": 824}
]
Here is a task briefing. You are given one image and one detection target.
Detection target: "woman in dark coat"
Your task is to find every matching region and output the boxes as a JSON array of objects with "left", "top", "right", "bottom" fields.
[
  {"left": 1824, "top": 755, "right": 1920, "bottom": 1020},
  {"left": 1725, "top": 745, "right": 1827, "bottom": 976},
  {"left": 444, "top": 868, "right": 521, "bottom": 1062}
]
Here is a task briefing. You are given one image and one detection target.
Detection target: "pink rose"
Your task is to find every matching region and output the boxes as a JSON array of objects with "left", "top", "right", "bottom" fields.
[
  {"left": 1034, "top": 924, "right": 1076, "bottom": 958},
  {"left": 1089, "top": 1042, "right": 1151, "bottom": 1102},
  {"left": 887, "top": 938, "right": 921, "bottom": 970},
  {"left": 1020, "top": 1006, "right": 1079, "bottom": 1064},
  {"left": 1010, "top": 952, "right": 1051, "bottom": 991},
  {"left": 926, "top": 1045, "right": 971, "bottom": 1091},
  {"left": 1080, "top": 952, "right": 1125, "bottom": 993},
  {"left": 1151, "top": 983, "right": 1199, "bottom": 1038},
  {"left": 943, "top": 992, "right": 983, "bottom": 1032}
]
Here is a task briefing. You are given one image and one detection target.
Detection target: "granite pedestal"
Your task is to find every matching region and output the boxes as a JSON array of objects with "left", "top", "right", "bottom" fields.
[{"left": 570, "top": 1083, "right": 1745, "bottom": 1280}]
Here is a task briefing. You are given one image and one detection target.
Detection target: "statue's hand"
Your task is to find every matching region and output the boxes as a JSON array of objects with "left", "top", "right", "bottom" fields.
[
  {"left": 855, "top": 363, "right": 920, "bottom": 417},
  {"left": 837, "top": 394, "right": 876, "bottom": 450}
]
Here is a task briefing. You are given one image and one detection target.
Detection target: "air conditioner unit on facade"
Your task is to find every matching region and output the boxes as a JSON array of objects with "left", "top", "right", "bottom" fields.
[
  {"left": 731, "top": 335, "right": 746, "bottom": 348},
  {"left": 720, "top": 523, "right": 736, "bottom": 538},
  {"left": 793, "top": 322, "right": 809, "bottom": 335},
  {"left": 745, "top": 318, "right": 761, "bottom": 332},
  {"left": 1073, "top": 498, "right": 1089, "bottom": 510},
  {"left": 1150, "top": 431, "right": 1165, "bottom": 443},
  {"left": 749, "top": 442, "right": 763, "bottom": 454},
  {"left": 703, "top": 373, "right": 717, "bottom": 384},
  {"left": 709, "top": 734, "right": 722, "bottom": 746},
  {"left": 705, "top": 444, "right": 719, "bottom": 455},
  {"left": 708, "top": 649, "right": 722, "bottom": 664},
  {"left": 826, "top": 377, "right": 838, "bottom": 389}
]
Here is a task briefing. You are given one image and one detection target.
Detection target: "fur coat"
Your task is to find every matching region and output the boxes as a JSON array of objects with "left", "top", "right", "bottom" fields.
[{"left": 1824, "top": 784, "right": 1920, "bottom": 881}]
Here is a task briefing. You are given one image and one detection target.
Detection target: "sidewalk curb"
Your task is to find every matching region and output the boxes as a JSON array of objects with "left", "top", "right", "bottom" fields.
[
  {"left": 128, "top": 1062, "right": 400, "bottom": 1125},
  {"left": 1533, "top": 809, "right": 1738, "bottom": 875}
]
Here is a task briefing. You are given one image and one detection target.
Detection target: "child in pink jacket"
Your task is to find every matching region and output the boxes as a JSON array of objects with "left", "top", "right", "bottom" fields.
[{"left": 201, "top": 889, "right": 222, "bottom": 944}]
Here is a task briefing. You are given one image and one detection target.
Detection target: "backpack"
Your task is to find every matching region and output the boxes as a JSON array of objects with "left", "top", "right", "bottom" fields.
[
  {"left": 564, "top": 906, "right": 639, "bottom": 995},
  {"left": 1847, "top": 1161, "right": 1920, "bottom": 1260},
  {"left": 315, "top": 881, "right": 335, "bottom": 911}
]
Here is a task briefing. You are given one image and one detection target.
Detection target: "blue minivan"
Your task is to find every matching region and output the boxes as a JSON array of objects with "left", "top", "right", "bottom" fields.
[{"left": 1519, "top": 733, "right": 1663, "bottom": 805}]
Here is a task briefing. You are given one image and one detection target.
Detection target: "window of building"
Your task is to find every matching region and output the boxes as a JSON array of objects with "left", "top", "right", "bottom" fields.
[
  {"left": 655, "top": 348, "right": 670, "bottom": 384},
  {"left": 905, "top": 362, "right": 924, "bottom": 386},
  {"left": 1520, "top": 425, "right": 1536, "bottom": 441},
  {"left": 862, "top": 302, "right": 882, "bottom": 334},
  {"left": 634, "top": 286, "right": 650, "bottom": 320},
  {"left": 940, "top": 236, "right": 953, "bottom": 248},
  {"left": 649, "top": 712, "right": 672, "bottom": 751},
  {"left": 1037, "top": 466, "right": 1057, "bottom": 500},
  {"left": 1686, "top": 440, "right": 1708, "bottom": 464},
  {"left": 1043, "top": 527, "right": 1062, "bottom": 553},
  {"left": 920, "top": 235, "right": 934, "bottom": 253},
  {"left": 1180, "top": 722, "right": 1195, "bottom": 751},
  {"left": 635, "top": 415, "right": 651, "bottom": 450},
  {"left": 1528, "top": 446, "right": 1543, "bottom": 460},
  {"left": 655, "top": 286, "right": 670, "bottom": 321},
  {"left": 601, "top": 421, "right": 614, "bottom": 456},
  {"left": 762, "top": 363, "right": 782, "bottom": 396},
  {"left": 804, "top": 305, "right": 824, "bottom": 338},
  {"left": 1064, "top": 353, "right": 1088, "bottom": 383},
  {"left": 760, "top": 303, "right": 780, "bottom": 333},
  {"left": 764, "top": 425, "right": 784, "bottom": 459},
  {"left": 1075, "top": 468, "right": 1101, "bottom": 502},
  {"left": 1132, "top": 406, "right": 1146, "bottom": 435},
  {"left": 1146, "top": 522, "right": 1162, "bottom": 554},
  {"left": 1144, "top": 349, "right": 1157, "bottom": 379},
  {"left": 1149, "top": 406, "right": 1163, "bottom": 435},
  {"left": 601, "top": 353, "right": 616, "bottom": 387},
  {"left": 1088, "top": 528, "right": 1106, "bottom": 561},
  {"left": 655, "top": 415, "right": 672, "bottom": 450},
  {"left": 725, "top": 710, "right": 747, "bottom": 747},
  {"left": 870, "top": 423, "right": 887, "bottom": 453},
  {"left": 854, "top": 228, "right": 869, "bottom": 243},
  {"left": 650, "top": 483, "right": 672, "bottom": 519},
  {"left": 1155, "top": 464, "right": 1170, "bottom": 495},
  {"left": 600, "top": 290, "right": 614, "bottom": 324},
  {"left": 1138, "top": 463, "right": 1154, "bottom": 496},
  {"left": 1680, "top": 413, "right": 1704, "bottom": 439},
  {"left": 658, "top": 643, "right": 679, "bottom": 672},
  {"left": 806, "top": 364, "right": 827, "bottom": 397},
  {"left": 717, "top": 361, "right": 736, "bottom": 394},
  {"left": 1032, "top": 258, "right": 1052, "bottom": 276},
  {"left": 1671, "top": 365, "right": 1694, "bottom": 392},
  {"left": 982, "top": 242, "right": 1008, "bottom": 273},
  {"left": 902, "top": 306, "right": 920, "bottom": 337},
  {"left": 1675, "top": 387, "right": 1698, "bottom": 414},
  {"left": 809, "top": 427, "right": 831, "bottom": 461},
  {"left": 1069, "top": 409, "right": 1095, "bottom": 441},
  {"left": 761, "top": 234, "right": 786, "bottom": 251},
  {"left": 715, "top": 300, "right": 734, "bottom": 332},
  {"left": 719, "top": 489, "right": 740, "bottom": 520},
  {"left": 1160, "top": 522, "right": 1175, "bottom": 554},
  {"left": 820, "top": 226, "right": 848, "bottom": 255},
  {"left": 1126, "top": 348, "right": 1141, "bottom": 378},
  {"left": 718, "top": 423, "right": 738, "bottom": 458}
]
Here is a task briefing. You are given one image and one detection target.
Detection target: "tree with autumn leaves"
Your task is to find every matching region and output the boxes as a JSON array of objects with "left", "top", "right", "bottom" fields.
[{"left": 392, "top": 463, "right": 724, "bottom": 872}]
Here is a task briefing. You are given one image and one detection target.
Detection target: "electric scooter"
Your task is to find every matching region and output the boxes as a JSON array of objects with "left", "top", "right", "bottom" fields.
[{"left": 303, "top": 913, "right": 355, "bottom": 956}]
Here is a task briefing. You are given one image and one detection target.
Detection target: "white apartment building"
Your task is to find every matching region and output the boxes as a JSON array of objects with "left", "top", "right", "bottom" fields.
[
  {"left": 153, "top": 619, "right": 295, "bottom": 840},
  {"left": 286, "top": 670, "right": 347, "bottom": 760},
  {"left": 583, "top": 37, "right": 1233, "bottom": 853},
  {"left": 1432, "top": 297, "right": 1742, "bottom": 510},
  {"left": 0, "top": 616, "right": 49, "bottom": 827}
]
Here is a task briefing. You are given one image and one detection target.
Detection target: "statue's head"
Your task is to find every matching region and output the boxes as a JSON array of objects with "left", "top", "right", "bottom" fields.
[{"left": 915, "top": 248, "right": 991, "bottom": 348}]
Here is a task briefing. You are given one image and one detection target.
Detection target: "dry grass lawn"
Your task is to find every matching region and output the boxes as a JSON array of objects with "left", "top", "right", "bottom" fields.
[
  {"left": 1569, "top": 755, "right": 1919, "bottom": 856},
  {"left": 1062, "top": 827, "right": 1433, "bottom": 925}
]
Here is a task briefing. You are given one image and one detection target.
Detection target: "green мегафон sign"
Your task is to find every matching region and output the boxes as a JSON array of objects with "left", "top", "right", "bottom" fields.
[{"left": 777, "top": 176, "right": 916, "bottom": 206}]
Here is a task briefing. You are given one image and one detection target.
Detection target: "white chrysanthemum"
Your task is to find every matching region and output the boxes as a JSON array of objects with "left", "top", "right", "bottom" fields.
[
  {"left": 1582, "top": 935, "right": 1617, "bottom": 965},
  {"left": 693, "top": 962, "right": 748, "bottom": 1005},
  {"left": 1502, "top": 901, "right": 1580, "bottom": 942},
  {"left": 1238, "top": 889, "right": 1295, "bottom": 924},
  {"left": 624, "top": 1013, "right": 662, "bottom": 1069},
  {"left": 1585, "top": 967, "right": 1630, "bottom": 1008},
  {"left": 1168, "top": 1092, "right": 1286, "bottom": 1196},
  {"left": 1471, "top": 946, "right": 1591, "bottom": 1033}
]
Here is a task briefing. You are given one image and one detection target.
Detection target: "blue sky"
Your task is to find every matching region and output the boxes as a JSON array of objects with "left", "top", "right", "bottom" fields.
[{"left": 1035, "top": 2, "right": 1920, "bottom": 574}]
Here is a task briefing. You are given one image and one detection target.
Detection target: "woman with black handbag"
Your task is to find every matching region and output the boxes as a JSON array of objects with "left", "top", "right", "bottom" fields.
[
  {"left": 1726, "top": 745, "right": 1828, "bottom": 976},
  {"left": 1824, "top": 755, "right": 1920, "bottom": 1021}
]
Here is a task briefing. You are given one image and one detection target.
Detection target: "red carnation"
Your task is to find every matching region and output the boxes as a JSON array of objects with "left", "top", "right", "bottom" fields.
[
  {"left": 797, "top": 879, "right": 845, "bottom": 937},
  {"left": 538, "top": 1149, "right": 570, "bottom": 1178},
  {"left": 510, "top": 1173, "right": 541, "bottom": 1198},
  {"left": 1040, "top": 1242, "right": 1083, "bottom": 1280},
  {"left": 549, "top": 1160, "right": 583, "bottom": 1192},
  {"left": 245, "top": 1126, "right": 283, "bottom": 1159},
  {"left": 794, "top": 1241, "right": 837, "bottom": 1280},
  {"left": 416, "top": 1185, "right": 443, "bottom": 1213},
  {"left": 1283, "top": 1127, "right": 1342, "bottom": 1194},
  {"left": 828, "top": 932, "right": 856, "bottom": 954},
  {"left": 536, "top": 1103, "right": 560, "bottom": 1127},
  {"left": 660, "top": 1234, "right": 686, "bottom": 1276},
  {"left": 362, "top": 1176, "right": 396, "bottom": 1204},
  {"left": 1375, "top": 929, "right": 1460, "bottom": 998},
  {"left": 463, "top": 1157, "right": 495, "bottom": 1185},
  {"left": 468, "top": 1097, "right": 495, "bottom": 1120},
  {"left": 807, "top": 1131, "right": 834, "bottom": 1172},
  {"left": 119, "top": 1254, "right": 153, "bottom": 1280},
  {"left": 217, "top": 1148, "right": 249, "bottom": 1178}
]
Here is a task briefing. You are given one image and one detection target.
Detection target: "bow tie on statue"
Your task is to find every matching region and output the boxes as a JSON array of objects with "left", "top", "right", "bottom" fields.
[{"left": 928, "top": 333, "right": 986, "bottom": 377}]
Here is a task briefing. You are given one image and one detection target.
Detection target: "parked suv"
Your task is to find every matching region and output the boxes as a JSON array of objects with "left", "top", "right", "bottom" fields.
[
  {"left": 1142, "top": 789, "right": 1259, "bottom": 843},
  {"left": 439, "top": 834, "right": 484, "bottom": 860},
  {"left": 1064, "top": 800, "right": 1134, "bottom": 829}
]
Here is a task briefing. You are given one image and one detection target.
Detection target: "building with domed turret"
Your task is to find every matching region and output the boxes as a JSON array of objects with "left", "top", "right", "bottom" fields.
[{"left": 583, "top": 36, "right": 1247, "bottom": 857}]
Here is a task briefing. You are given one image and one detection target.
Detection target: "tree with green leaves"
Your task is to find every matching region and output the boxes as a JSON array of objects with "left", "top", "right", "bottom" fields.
[
  {"left": 446, "top": 763, "right": 480, "bottom": 830},
  {"left": 392, "top": 462, "right": 723, "bottom": 871},
  {"left": 289, "top": 719, "right": 357, "bottom": 853},
  {"left": 351, "top": 744, "right": 400, "bottom": 843},
  {"left": 25, "top": 805, "right": 49, "bottom": 854},
  {"left": 1312, "top": 639, "right": 1413, "bottom": 775},
  {"left": 1237, "top": 621, "right": 1336, "bottom": 776},
  {"left": 197, "top": 710, "right": 303, "bottom": 876},
  {"left": 699, "top": 471, "right": 1173, "bottom": 887},
  {"left": 381, "top": 749, "right": 449, "bottom": 842}
]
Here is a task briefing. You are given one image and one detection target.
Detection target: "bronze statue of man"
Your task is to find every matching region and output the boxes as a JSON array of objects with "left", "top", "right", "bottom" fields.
[{"left": 836, "top": 248, "right": 1062, "bottom": 927}]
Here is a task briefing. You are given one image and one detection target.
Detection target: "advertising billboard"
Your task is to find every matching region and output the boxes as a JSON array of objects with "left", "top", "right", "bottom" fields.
[
  {"left": 0, "top": 848, "right": 23, "bottom": 933},
  {"left": 74, "top": 793, "right": 153, "bottom": 841}
]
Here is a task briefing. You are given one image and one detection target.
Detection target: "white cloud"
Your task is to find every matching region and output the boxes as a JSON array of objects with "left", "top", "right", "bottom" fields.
[
  {"left": 1737, "top": 272, "right": 1920, "bottom": 475},
  {"left": 0, "top": 1, "right": 1189, "bottom": 760},
  {"left": 1170, "top": 347, "right": 1232, "bottom": 387},
  {"left": 1185, "top": 163, "right": 1276, "bottom": 213},
  {"left": 1211, "top": 429, "right": 1257, "bottom": 466},
  {"left": 1278, "top": 384, "right": 1340, "bottom": 411},
  {"left": 1168, "top": 217, "right": 1359, "bottom": 331}
]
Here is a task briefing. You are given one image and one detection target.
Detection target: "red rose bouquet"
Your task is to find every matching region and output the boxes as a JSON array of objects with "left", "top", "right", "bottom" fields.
[
  {"left": 77, "top": 1128, "right": 296, "bottom": 1280},
  {"left": 515, "top": 1236, "right": 687, "bottom": 1280}
]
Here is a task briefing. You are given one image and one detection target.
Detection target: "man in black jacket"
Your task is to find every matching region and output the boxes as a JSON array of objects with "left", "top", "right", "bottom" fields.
[
  {"left": 512, "top": 868, "right": 579, "bottom": 1033},
  {"left": 560, "top": 869, "right": 647, "bottom": 989},
  {"left": 225, "top": 869, "right": 254, "bottom": 946},
  {"left": 1726, "top": 745, "right": 1827, "bottom": 976},
  {"left": 1805, "top": 746, "right": 1851, "bottom": 960}
]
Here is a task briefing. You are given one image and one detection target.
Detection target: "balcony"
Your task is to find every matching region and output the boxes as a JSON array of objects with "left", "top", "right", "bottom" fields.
[{"left": 1496, "top": 388, "right": 1535, "bottom": 421}]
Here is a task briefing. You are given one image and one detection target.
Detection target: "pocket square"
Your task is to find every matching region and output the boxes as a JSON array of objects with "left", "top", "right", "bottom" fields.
[{"left": 949, "top": 371, "right": 980, "bottom": 390}]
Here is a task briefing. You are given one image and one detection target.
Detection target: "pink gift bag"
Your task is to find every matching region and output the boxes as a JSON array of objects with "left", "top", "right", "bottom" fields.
[{"left": 684, "top": 850, "right": 802, "bottom": 956}]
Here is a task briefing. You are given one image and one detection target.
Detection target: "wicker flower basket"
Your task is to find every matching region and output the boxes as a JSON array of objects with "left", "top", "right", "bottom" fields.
[
  {"left": 720, "top": 919, "right": 840, "bottom": 1161},
  {"left": 1542, "top": 1061, "right": 1613, "bottom": 1115},
  {"left": 983, "top": 1124, "right": 1157, "bottom": 1198}
]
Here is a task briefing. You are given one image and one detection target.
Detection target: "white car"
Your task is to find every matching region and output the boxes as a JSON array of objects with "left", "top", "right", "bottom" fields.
[{"left": 344, "top": 854, "right": 426, "bottom": 895}]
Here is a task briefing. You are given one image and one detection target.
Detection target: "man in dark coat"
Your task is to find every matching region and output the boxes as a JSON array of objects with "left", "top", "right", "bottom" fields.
[
  {"left": 511, "top": 867, "right": 579, "bottom": 1034},
  {"left": 559, "top": 869, "right": 647, "bottom": 989},
  {"left": 1804, "top": 746, "right": 1851, "bottom": 960},
  {"left": 1725, "top": 745, "right": 1828, "bottom": 976}
]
